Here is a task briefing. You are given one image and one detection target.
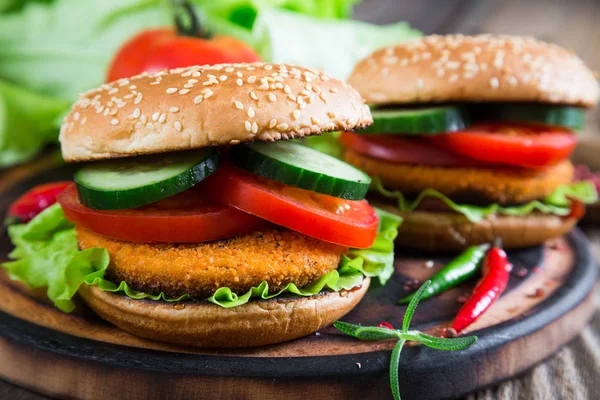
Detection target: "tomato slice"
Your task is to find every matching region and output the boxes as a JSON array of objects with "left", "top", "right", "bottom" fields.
[
  {"left": 340, "top": 132, "right": 490, "bottom": 167},
  {"left": 428, "top": 123, "right": 576, "bottom": 168},
  {"left": 7, "top": 181, "right": 71, "bottom": 224},
  {"left": 57, "top": 184, "right": 267, "bottom": 243},
  {"left": 201, "top": 164, "right": 379, "bottom": 249}
]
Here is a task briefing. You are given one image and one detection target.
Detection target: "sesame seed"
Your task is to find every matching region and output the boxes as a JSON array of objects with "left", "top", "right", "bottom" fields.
[
  {"left": 169, "top": 107, "right": 179, "bottom": 113},
  {"left": 225, "top": 67, "right": 234, "bottom": 73},
  {"left": 159, "top": 113, "right": 167, "bottom": 123},
  {"left": 327, "top": 111, "right": 335, "bottom": 118},
  {"left": 250, "top": 91, "right": 258, "bottom": 100},
  {"left": 150, "top": 81, "right": 160, "bottom": 85},
  {"left": 330, "top": 88, "right": 338, "bottom": 93},
  {"left": 417, "top": 78, "right": 424, "bottom": 88},
  {"left": 188, "top": 79, "right": 198, "bottom": 84},
  {"left": 134, "top": 93, "right": 143, "bottom": 104},
  {"left": 236, "top": 79, "right": 243, "bottom": 86},
  {"left": 235, "top": 101, "right": 244, "bottom": 110},
  {"left": 202, "top": 89, "right": 214, "bottom": 99},
  {"left": 245, "top": 121, "right": 252, "bottom": 131},
  {"left": 248, "top": 76, "right": 256, "bottom": 83},
  {"left": 251, "top": 122, "right": 258, "bottom": 133},
  {"left": 152, "top": 112, "right": 160, "bottom": 121},
  {"left": 276, "top": 123, "right": 288, "bottom": 131},
  {"left": 319, "top": 92, "right": 327, "bottom": 103},
  {"left": 507, "top": 76, "right": 518, "bottom": 86},
  {"left": 108, "top": 88, "right": 118, "bottom": 95},
  {"left": 192, "top": 95, "right": 202, "bottom": 104},
  {"left": 124, "top": 94, "right": 134, "bottom": 99},
  {"left": 448, "top": 74, "right": 459, "bottom": 83},
  {"left": 174, "top": 121, "right": 182, "bottom": 132},
  {"left": 490, "top": 77, "right": 500, "bottom": 89},
  {"left": 259, "top": 84, "right": 269, "bottom": 90},
  {"left": 179, "top": 89, "right": 190, "bottom": 95},
  {"left": 284, "top": 85, "right": 291, "bottom": 94},
  {"left": 146, "top": 123, "right": 154, "bottom": 131},
  {"left": 183, "top": 83, "right": 194, "bottom": 89},
  {"left": 292, "top": 110, "right": 300, "bottom": 120},
  {"left": 166, "top": 88, "right": 177, "bottom": 94},
  {"left": 236, "top": 71, "right": 243, "bottom": 77},
  {"left": 73, "top": 112, "right": 80, "bottom": 121},
  {"left": 133, "top": 108, "right": 141, "bottom": 118},
  {"left": 288, "top": 94, "right": 297, "bottom": 101},
  {"left": 81, "top": 117, "right": 87, "bottom": 125},
  {"left": 220, "top": 75, "right": 228, "bottom": 81},
  {"left": 269, "top": 119, "right": 277, "bottom": 128},
  {"left": 268, "top": 93, "right": 276, "bottom": 102},
  {"left": 135, "top": 122, "right": 142, "bottom": 130},
  {"left": 311, "top": 116, "right": 320, "bottom": 125},
  {"left": 111, "top": 119, "right": 119, "bottom": 125},
  {"left": 140, "top": 115, "right": 148, "bottom": 124},
  {"left": 192, "top": 71, "right": 201, "bottom": 77},
  {"left": 247, "top": 107, "right": 255, "bottom": 118}
]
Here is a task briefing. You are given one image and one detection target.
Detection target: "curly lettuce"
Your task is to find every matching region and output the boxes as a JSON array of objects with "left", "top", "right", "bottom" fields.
[
  {"left": 3, "top": 203, "right": 400, "bottom": 311},
  {"left": 372, "top": 177, "right": 598, "bottom": 223}
]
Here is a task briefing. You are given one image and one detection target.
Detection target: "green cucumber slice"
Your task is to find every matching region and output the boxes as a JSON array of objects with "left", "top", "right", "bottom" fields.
[
  {"left": 230, "top": 141, "right": 371, "bottom": 200},
  {"left": 75, "top": 149, "right": 220, "bottom": 210},
  {"left": 359, "top": 106, "right": 470, "bottom": 135},
  {"left": 469, "top": 104, "right": 585, "bottom": 130}
]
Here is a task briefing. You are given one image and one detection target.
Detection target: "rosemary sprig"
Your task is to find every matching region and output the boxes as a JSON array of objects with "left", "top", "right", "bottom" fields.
[{"left": 333, "top": 280, "right": 478, "bottom": 400}]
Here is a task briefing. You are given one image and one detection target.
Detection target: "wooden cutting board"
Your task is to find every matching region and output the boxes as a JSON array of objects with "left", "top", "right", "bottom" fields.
[{"left": 0, "top": 157, "right": 597, "bottom": 400}]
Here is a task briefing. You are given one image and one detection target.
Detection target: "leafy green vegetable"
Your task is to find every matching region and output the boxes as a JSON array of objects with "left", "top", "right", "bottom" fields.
[
  {"left": 334, "top": 281, "right": 478, "bottom": 400},
  {"left": 302, "top": 132, "right": 344, "bottom": 159},
  {"left": 253, "top": 9, "right": 421, "bottom": 78},
  {"left": 0, "top": 80, "right": 69, "bottom": 167},
  {"left": 3, "top": 203, "right": 401, "bottom": 311},
  {"left": 372, "top": 177, "right": 598, "bottom": 223}
]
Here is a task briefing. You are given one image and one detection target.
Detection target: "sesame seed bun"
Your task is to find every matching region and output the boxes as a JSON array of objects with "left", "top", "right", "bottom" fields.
[
  {"left": 349, "top": 35, "right": 599, "bottom": 107},
  {"left": 78, "top": 278, "right": 370, "bottom": 348},
  {"left": 374, "top": 203, "right": 577, "bottom": 253},
  {"left": 60, "top": 63, "right": 372, "bottom": 162}
]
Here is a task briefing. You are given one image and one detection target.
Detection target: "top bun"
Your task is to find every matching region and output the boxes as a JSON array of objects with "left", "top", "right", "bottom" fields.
[
  {"left": 60, "top": 63, "right": 372, "bottom": 162},
  {"left": 349, "top": 35, "right": 599, "bottom": 107}
]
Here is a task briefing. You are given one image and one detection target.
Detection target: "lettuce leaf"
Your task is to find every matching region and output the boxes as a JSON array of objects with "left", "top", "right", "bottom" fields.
[
  {"left": 3, "top": 203, "right": 401, "bottom": 310},
  {"left": 0, "top": 80, "right": 69, "bottom": 168},
  {"left": 372, "top": 177, "right": 598, "bottom": 223}
]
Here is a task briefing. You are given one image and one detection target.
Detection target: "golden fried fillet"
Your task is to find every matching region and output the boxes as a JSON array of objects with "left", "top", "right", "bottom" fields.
[
  {"left": 345, "top": 149, "right": 574, "bottom": 205},
  {"left": 77, "top": 227, "right": 345, "bottom": 298}
]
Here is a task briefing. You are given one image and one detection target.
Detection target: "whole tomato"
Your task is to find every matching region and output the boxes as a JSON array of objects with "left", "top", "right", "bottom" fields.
[{"left": 106, "top": 4, "right": 260, "bottom": 82}]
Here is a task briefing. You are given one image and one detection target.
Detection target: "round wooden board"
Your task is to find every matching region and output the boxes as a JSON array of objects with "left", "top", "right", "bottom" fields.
[{"left": 0, "top": 158, "right": 597, "bottom": 400}]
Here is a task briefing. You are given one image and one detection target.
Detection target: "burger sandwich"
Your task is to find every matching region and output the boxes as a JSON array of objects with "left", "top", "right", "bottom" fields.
[
  {"left": 343, "top": 34, "right": 598, "bottom": 252},
  {"left": 4, "top": 63, "right": 401, "bottom": 348}
]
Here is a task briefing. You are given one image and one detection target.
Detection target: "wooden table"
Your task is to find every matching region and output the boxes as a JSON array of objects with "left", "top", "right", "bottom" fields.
[{"left": 2, "top": 0, "right": 599, "bottom": 398}]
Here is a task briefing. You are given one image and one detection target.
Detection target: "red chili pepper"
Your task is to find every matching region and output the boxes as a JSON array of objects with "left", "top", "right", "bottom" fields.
[
  {"left": 5, "top": 182, "right": 71, "bottom": 225},
  {"left": 377, "top": 322, "right": 394, "bottom": 330},
  {"left": 451, "top": 239, "right": 512, "bottom": 333},
  {"left": 566, "top": 199, "right": 585, "bottom": 220}
]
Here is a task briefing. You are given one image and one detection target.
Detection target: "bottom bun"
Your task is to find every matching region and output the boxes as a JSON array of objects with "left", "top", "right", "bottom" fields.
[
  {"left": 79, "top": 278, "right": 370, "bottom": 348},
  {"left": 374, "top": 203, "right": 577, "bottom": 253}
]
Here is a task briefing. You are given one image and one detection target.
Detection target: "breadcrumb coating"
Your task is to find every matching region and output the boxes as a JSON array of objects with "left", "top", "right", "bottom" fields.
[
  {"left": 344, "top": 149, "right": 573, "bottom": 205},
  {"left": 77, "top": 227, "right": 345, "bottom": 298}
]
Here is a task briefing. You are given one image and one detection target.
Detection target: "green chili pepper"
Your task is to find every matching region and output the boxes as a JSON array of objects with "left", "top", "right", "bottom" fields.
[{"left": 398, "top": 243, "right": 490, "bottom": 304}]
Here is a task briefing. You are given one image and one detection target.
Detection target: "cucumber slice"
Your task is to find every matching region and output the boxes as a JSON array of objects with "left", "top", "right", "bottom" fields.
[
  {"left": 359, "top": 106, "right": 470, "bottom": 135},
  {"left": 75, "top": 149, "right": 220, "bottom": 210},
  {"left": 231, "top": 141, "right": 371, "bottom": 200},
  {"left": 469, "top": 104, "right": 585, "bottom": 130}
]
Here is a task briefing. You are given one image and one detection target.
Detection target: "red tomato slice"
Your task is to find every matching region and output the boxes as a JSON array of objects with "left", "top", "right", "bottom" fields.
[
  {"left": 428, "top": 123, "right": 576, "bottom": 168},
  {"left": 200, "top": 164, "right": 379, "bottom": 249},
  {"left": 7, "top": 181, "right": 71, "bottom": 224},
  {"left": 57, "top": 184, "right": 267, "bottom": 243},
  {"left": 340, "top": 132, "right": 490, "bottom": 167}
]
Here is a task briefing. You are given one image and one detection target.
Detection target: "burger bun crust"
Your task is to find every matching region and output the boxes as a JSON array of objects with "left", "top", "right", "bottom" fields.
[
  {"left": 61, "top": 63, "right": 372, "bottom": 162},
  {"left": 79, "top": 278, "right": 370, "bottom": 348},
  {"left": 374, "top": 203, "right": 577, "bottom": 253},
  {"left": 350, "top": 35, "right": 599, "bottom": 107}
]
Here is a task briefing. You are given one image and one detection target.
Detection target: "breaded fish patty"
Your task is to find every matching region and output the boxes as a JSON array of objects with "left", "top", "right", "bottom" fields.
[
  {"left": 345, "top": 149, "right": 574, "bottom": 205},
  {"left": 77, "top": 227, "right": 345, "bottom": 298}
]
